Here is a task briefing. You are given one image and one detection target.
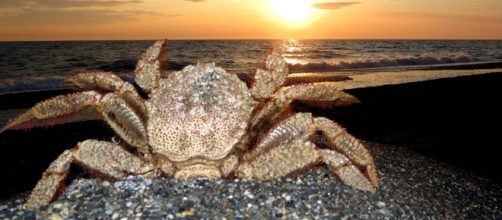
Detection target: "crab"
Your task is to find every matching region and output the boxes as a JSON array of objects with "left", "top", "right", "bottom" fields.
[{"left": 1, "top": 40, "right": 379, "bottom": 209}]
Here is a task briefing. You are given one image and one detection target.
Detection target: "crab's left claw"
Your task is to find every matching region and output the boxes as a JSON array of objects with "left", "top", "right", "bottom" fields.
[
  {"left": 1, "top": 112, "right": 34, "bottom": 133},
  {"left": 1, "top": 91, "right": 149, "bottom": 152},
  {"left": 64, "top": 71, "right": 147, "bottom": 120},
  {"left": 0, "top": 92, "right": 102, "bottom": 133}
]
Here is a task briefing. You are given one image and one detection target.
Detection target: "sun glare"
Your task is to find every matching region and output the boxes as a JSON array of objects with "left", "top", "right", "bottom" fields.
[{"left": 270, "top": 0, "right": 313, "bottom": 27}]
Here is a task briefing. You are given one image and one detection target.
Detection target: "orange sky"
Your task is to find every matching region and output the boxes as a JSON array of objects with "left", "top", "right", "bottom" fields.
[{"left": 0, "top": 0, "right": 501, "bottom": 41}]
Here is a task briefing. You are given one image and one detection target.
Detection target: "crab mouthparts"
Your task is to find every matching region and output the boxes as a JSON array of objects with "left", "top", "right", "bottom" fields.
[{"left": 173, "top": 164, "right": 222, "bottom": 179}]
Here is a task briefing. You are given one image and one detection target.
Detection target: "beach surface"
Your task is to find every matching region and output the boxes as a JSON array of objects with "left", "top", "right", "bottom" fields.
[{"left": 1, "top": 70, "right": 501, "bottom": 218}]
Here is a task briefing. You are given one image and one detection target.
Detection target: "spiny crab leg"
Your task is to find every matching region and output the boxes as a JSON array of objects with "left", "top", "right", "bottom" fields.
[
  {"left": 26, "top": 140, "right": 157, "bottom": 209},
  {"left": 135, "top": 40, "right": 167, "bottom": 94},
  {"left": 1, "top": 91, "right": 149, "bottom": 153},
  {"left": 249, "top": 82, "right": 360, "bottom": 139},
  {"left": 314, "top": 117, "right": 379, "bottom": 188},
  {"left": 237, "top": 113, "right": 379, "bottom": 192},
  {"left": 65, "top": 71, "right": 147, "bottom": 120},
  {"left": 244, "top": 113, "right": 315, "bottom": 161},
  {"left": 236, "top": 82, "right": 359, "bottom": 151}
]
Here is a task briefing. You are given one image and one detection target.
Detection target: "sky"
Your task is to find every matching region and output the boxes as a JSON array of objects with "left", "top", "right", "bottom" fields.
[{"left": 0, "top": 0, "right": 501, "bottom": 41}]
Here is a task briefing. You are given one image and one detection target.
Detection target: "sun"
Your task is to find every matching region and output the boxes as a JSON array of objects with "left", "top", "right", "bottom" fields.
[{"left": 270, "top": 0, "right": 313, "bottom": 27}]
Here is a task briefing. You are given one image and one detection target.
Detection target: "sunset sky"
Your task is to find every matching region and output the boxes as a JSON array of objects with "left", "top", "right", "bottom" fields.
[{"left": 0, "top": 0, "right": 501, "bottom": 41}]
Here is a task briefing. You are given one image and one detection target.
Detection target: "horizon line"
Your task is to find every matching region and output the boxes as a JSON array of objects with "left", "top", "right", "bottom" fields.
[{"left": 1, "top": 38, "right": 502, "bottom": 42}]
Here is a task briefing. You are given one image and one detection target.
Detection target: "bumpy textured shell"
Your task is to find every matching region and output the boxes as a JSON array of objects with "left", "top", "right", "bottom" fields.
[{"left": 146, "top": 63, "right": 254, "bottom": 162}]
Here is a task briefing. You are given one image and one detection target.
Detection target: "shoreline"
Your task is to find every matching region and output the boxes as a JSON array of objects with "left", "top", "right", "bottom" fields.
[
  {"left": 2, "top": 59, "right": 502, "bottom": 96},
  {"left": 1, "top": 67, "right": 502, "bottom": 109}
]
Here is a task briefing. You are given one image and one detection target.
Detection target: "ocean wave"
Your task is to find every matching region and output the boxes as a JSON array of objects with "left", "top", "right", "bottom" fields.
[
  {"left": 94, "top": 59, "right": 193, "bottom": 72},
  {"left": 164, "top": 61, "right": 193, "bottom": 70},
  {"left": 98, "top": 59, "right": 137, "bottom": 72},
  {"left": 0, "top": 51, "right": 494, "bottom": 95},
  {"left": 289, "top": 52, "right": 475, "bottom": 73},
  {"left": 0, "top": 78, "right": 65, "bottom": 94},
  {"left": 491, "top": 53, "right": 502, "bottom": 59}
]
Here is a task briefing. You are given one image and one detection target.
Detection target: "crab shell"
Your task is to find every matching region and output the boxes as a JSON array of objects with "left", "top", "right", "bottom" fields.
[{"left": 147, "top": 63, "right": 254, "bottom": 162}]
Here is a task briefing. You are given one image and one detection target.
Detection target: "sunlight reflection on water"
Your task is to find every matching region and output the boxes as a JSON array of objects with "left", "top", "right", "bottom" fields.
[{"left": 281, "top": 39, "right": 309, "bottom": 65}]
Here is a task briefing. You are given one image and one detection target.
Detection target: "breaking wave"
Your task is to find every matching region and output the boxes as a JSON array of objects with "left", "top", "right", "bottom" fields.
[
  {"left": 289, "top": 52, "right": 475, "bottom": 73},
  {"left": 89, "top": 52, "right": 478, "bottom": 74}
]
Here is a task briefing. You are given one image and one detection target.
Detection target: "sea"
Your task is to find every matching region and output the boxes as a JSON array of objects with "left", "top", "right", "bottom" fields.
[{"left": 0, "top": 40, "right": 501, "bottom": 94}]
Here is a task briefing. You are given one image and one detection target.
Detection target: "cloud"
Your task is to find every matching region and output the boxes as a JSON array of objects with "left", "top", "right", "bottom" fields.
[
  {"left": 34, "top": 0, "right": 142, "bottom": 8},
  {"left": 311, "top": 2, "right": 359, "bottom": 10},
  {"left": 378, "top": 11, "right": 502, "bottom": 24},
  {"left": 0, "top": 0, "right": 142, "bottom": 9},
  {"left": 0, "top": 9, "right": 135, "bottom": 25},
  {"left": 0, "top": 0, "right": 179, "bottom": 25},
  {"left": 0, "top": 9, "right": 179, "bottom": 26},
  {"left": 0, "top": 0, "right": 28, "bottom": 8}
]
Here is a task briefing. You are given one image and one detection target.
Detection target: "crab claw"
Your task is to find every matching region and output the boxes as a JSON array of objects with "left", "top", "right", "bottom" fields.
[
  {"left": 281, "top": 82, "right": 361, "bottom": 106},
  {"left": 135, "top": 39, "right": 168, "bottom": 94},
  {"left": 0, "top": 91, "right": 148, "bottom": 152},
  {"left": 1, "top": 112, "right": 34, "bottom": 133},
  {"left": 0, "top": 92, "right": 101, "bottom": 133},
  {"left": 0, "top": 110, "right": 100, "bottom": 134},
  {"left": 330, "top": 91, "right": 361, "bottom": 106},
  {"left": 251, "top": 52, "right": 289, "bottom": 100}
]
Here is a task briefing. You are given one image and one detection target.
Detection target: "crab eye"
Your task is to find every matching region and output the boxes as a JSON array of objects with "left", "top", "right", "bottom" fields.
[{"left": 107, "top": 112, "right": 117, "bottom": 121}]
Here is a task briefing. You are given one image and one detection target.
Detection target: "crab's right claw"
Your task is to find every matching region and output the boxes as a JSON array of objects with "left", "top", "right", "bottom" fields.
[
  {"left": 135, "top": 39, "right": 167, "bottom": 94},
  {"left": 281, "top": 82, "right": 361, "bottom": 106},
  {"left": 251, "top": 53, "right": 289, "bottom": 100}
]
